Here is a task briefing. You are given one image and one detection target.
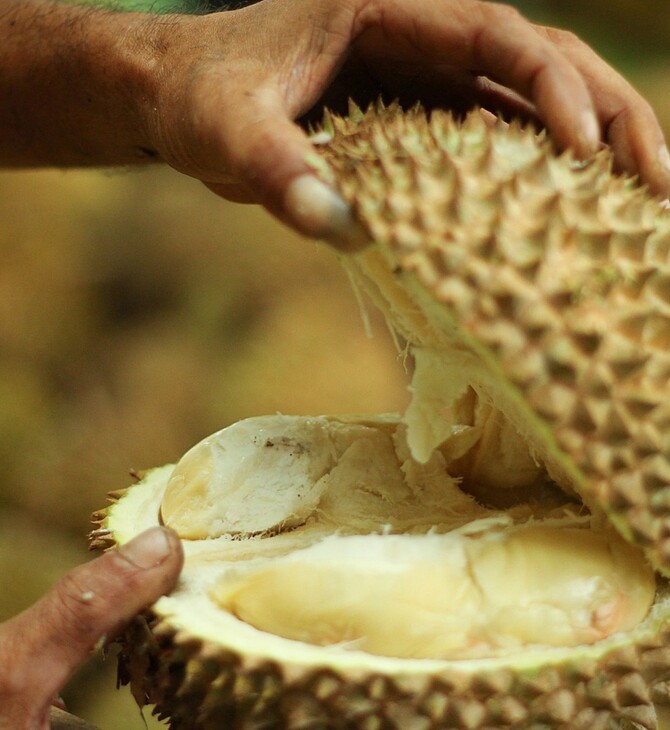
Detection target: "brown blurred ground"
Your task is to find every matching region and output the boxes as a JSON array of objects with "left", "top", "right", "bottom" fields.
[{"left": 0, "top": 3, "right": 668, "bottom": 728}]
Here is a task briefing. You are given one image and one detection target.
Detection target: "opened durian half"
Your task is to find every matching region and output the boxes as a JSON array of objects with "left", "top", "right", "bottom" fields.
[{"left": 90, "top": 103, "right": 670, "bottom": 730}]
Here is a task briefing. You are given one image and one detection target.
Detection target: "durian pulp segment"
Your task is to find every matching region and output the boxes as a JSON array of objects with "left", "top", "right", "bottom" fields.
[
  {"left": 161, "top": 413, "right": 489, "bottom": 540},
  {"left": 406, "top": 348, "right": 549, "bottom": 504},
  {"left": 153, "top": 414, "right": 656, "bottom": 662},
  {"left": 213, "top": 526, "right": 653, "bottom": 660},
  {"left": 342, "top": 247, "right": 585, "bottom": 506}
]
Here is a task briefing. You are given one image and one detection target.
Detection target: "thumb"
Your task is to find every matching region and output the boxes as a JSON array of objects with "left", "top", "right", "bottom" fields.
[
  {"left": 4, "top": 526, "right": 183, "bottom": 706},
  {"left": 211, "top": 87, "right": 368, "bottom": 251}
]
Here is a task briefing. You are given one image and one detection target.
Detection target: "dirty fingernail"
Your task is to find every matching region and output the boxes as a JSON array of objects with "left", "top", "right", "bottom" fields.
[
  {"left": 285, "top": 175, "right": 350, "bottom": 234},
  {"left": 284, "top": 175, "right": 369, "bottom": 251},
  {"left": 120, "top": 527, "right": 174, "bottom": 570}
]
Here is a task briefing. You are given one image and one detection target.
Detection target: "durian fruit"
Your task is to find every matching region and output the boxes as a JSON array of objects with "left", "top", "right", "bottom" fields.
[{"left": 91, "top": 102, "right": 670, "bottom": 730}]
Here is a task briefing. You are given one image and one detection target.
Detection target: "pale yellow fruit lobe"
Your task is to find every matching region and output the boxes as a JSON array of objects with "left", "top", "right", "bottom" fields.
[
  {"left": 158, "top": 412, "right": 655, "bottom": 661},
  {"left": 212, "top": 525, "right": 653, "bottom": 660}
]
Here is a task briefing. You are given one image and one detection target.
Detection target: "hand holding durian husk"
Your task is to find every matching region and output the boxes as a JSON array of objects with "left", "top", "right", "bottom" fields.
[{"left": 91, "top": 103, "right": 670, "bottom": 730}]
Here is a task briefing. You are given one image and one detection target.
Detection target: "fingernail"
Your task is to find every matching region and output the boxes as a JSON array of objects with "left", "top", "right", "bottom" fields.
[
  {"left": 579, "top": 110, "right": 600, "bottom": 154},
  {"left": 120, "top": 527, "right": 173, "bottom": 570},
  {"left": 285, "top": 175, "right": 370, "bottom": 252},
  {"left": 51, "top": 695, "right": 67, "bottom": 711}
]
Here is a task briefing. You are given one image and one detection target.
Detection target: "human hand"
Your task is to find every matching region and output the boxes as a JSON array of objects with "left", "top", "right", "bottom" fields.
[
  {"left": 137, "top": 0, "right": 670, "bottom": 242},
  {"left": 0, "top": 527, "right": 183, "bottom": 730}
]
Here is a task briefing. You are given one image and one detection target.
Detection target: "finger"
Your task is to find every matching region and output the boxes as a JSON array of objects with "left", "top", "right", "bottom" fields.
[
  {"left": 4, "top": 526, "right": 183, "bottom": 702},
  {"left": 463, "top": 76, "right": 539, "bottom": 124},
  {"left": 347, "top": 57, "right": 540, "bottom": 125},
  {"left": 214, "top": 84, "right": 366, "bottom": 247},
  {"left": 535, "top": 25, "right": 670, "bottom": 197},
  {"left": 203, "top": 181, "right": 259, "bottom": 205},
  {"left": 51, "top": 695, "right": 67, "bottom": 711},
  {"left": 355, "top": 0, "right": 600, "bottom": 156}
]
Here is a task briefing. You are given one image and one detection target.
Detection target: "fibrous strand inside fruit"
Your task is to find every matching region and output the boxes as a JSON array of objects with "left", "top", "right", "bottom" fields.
[{"left": 161, "top": 407, "right": 655, "bottom": 661}]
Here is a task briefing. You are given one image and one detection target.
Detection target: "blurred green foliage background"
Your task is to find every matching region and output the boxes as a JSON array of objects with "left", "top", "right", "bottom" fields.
[{"left": 0, "top": 2, "right": 668, "bottom": 728}]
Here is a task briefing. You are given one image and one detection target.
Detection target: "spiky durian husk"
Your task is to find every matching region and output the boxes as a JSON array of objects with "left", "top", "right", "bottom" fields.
[
  {"left": 311, "top": 102, "right": 670, "bottom": 576},
  {"left": 90, "top": 483, "right": 670, "bottom": 730},
  {"left": 89, "top": 105, "right": 670, "bottom": 730},
  {"left": 113, "top": 612, "right": 668, "bottom": 730}
]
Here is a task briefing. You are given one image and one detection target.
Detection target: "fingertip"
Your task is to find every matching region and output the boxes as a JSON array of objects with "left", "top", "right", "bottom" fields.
[
  {"left": 653, "top": 144, "right": 670, "bottom": 198},
  {"left": 118, "top": 526, "right": 177, "bottom": 570},
  {"left": 537, "top": 73, "right": 600, "bottom": 159},
  {"left": 214, "top": 89, "right": 368, "bottom": 246},
  {"left": 577, "top": 108, "right": 601, "bottom": 158},
  {"left": 608, "top": 108, "right": 670, "bottom": 198},
  {"left": 284, "top": 174, "right": 370, "bottom": 252}
]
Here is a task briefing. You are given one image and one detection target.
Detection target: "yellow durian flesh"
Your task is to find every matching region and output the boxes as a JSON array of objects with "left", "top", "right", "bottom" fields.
[
  {"left": 160, "top": 412, "right": 655, "bottom": 662},
  {"left": 213, "top": 526, "right": 653, "bottom": 660}
]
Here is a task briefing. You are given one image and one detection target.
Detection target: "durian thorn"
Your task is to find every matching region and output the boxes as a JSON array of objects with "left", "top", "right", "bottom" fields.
[
  {"left": 88, "top": 531, "right": 115, "bottom": 552},
  {"left": 374, "top": 96, "right": 388, "bottom": 114},
  {"left": 407, "top": 100, "right": 424, "bottom": 119},
  {"left": 88, "top": 520, "right": 111, "bottom": 535},
  {"left": 106, "top": 492, "right": 127, "bottom": 505},
  {"left": 90, "top": 526, "right": 111, "bottom": 537},
  {"left": 319, "top": 108, "right": 335, "bottom": 138},
  {"left": 347, "top": 98, "right": 364, "bottom": 122},
  {"left": 304, "top": 151, "right": 333, "bottom": 181}
]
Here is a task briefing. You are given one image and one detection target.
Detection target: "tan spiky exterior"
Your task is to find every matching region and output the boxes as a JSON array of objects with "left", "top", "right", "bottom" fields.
[
  {"left": 313, "top": 101, "right": 670, "bottom": 576},
  {"left": 92, "top": 493, "right": 670, "bottom": 730},
  {"left": 90, "top": 481, "right": 670, "bottom": 730},
  {"left": 89, "top": 105, "right": 670, "bottom": 729},
  {"left": 112, "top": 611, "right": 670, "bottom": 730}
]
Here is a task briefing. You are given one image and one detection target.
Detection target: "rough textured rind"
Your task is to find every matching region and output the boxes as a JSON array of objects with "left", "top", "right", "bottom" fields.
[
  {"left": 84, "top": 563, "right": 670, "bottom": 730},
  {"left": 89, "top": 105, "right": 670, "bottom": 729},
  {"left": 90, "top": 469, "right": 670, "bottom": 729},
  {"left": 311, "top": 101, "right": 670, "bottom": 577}
]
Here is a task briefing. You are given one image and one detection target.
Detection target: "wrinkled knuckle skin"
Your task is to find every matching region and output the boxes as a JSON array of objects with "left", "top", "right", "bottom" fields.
[
  {"left": 544, "top": 27, "right": 583, "bottom": 49},
  {"left": 484, "top": 2, "right": 523, "bottom": 25},
  {"left": 230, "top": 125, "right": 287, "bottom": 198}
]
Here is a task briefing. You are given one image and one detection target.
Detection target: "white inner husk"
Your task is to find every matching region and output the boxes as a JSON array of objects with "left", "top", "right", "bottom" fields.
[{"left": 106, "top": 406, "right": 665, "bottom": 669}]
